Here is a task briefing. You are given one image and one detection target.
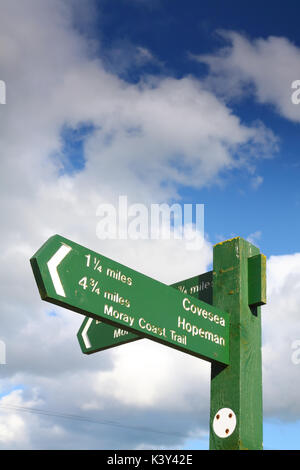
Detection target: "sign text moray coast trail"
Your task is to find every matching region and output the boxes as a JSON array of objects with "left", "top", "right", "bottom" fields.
[
  {"left": 77, "top": 271, "right": 213, "bottom": 354},
  {"left": 30, "top": 235, "right": 229, "bottom": 364}
]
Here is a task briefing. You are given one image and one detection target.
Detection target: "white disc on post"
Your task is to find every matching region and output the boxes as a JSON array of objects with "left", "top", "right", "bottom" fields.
[{"left": 213, "top": 408, "right": 237, "bottom": 438}]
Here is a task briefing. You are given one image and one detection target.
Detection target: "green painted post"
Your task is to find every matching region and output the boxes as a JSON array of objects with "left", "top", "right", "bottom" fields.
[{"left": 209, "top": 237, "right": 266, "bottom": 450}]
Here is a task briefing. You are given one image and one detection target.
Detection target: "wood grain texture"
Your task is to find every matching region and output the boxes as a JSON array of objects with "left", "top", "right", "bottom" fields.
[
  {"left": 248, "top": 254, "right": 267, "bottom": 307},
  {"left": 209, "top": 237, "right": 263, "bottom": 450}
]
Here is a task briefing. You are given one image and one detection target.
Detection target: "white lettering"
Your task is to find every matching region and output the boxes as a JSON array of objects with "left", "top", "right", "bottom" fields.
[
  {"left": 291, "top": 80, "right": 300, "bottom": 105},
  {"left": 96, "top": 204, "right": 117, "bottom": 239},
  {"left": 104, "top": 304, "right": 134, "bottom": 327},
  {"left": 96, "top": 196, "right": 204, "bottom": 250},
  {"left": 0, "top": 340, "right": 6, "bottom": 365},
  {"left": 113, "top": 328, "right": 129, "bottom": 339},
  {"left": 139, "top": 318, "right": 166, "bottom": 337},
  {"left": 182, "top": 297, "right": 225, "bottom": 326},
  {"left": 292, "top": 339, "right": 300, "bottom": 365},
  {"left": 177, "top": 315, "right": 225, "bottom": 346},
  {"left": 128, "top": 203, "right": 149, "bottom": 240},
  {"left": 0, "top": 80, "right": 6, "bottom": 104}
]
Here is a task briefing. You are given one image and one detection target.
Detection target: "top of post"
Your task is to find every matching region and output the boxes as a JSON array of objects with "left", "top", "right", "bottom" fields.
[{"left": 213, "top": 236, "right": 241, "bottom": 247}]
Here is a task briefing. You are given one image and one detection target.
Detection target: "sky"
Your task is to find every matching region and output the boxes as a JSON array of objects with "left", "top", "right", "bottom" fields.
[{"left": 0, "top": 0, "right": 300, "bottom": 450}]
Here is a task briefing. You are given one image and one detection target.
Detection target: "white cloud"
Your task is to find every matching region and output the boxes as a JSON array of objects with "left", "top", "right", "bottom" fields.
[
  {"left": 263, "top": 253, "right": 300, "bottom": 420},
  {"left": 0, "top": 389, "right": 41, "bottom": 447},
  {"left": 247, "top": 230, "right": 262, "bottom": 245},
  {"left": 88, "top": 340, "right": 210, "bottom": 411},
  {"left": 251, "top": 175, "right": 263, "bottom": 189},
  {"left": 194, "top": 31, "right": 300, "bottom": 122}
]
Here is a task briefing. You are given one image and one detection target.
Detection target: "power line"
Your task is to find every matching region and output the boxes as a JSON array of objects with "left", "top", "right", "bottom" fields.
[{"left": 0, "top": 403, "right": 190, "bottom": 439}]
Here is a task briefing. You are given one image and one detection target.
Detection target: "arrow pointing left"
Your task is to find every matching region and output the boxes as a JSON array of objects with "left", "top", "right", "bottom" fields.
[
  {"left": 47, "top": 244, "right": 72, "bottom": 297},
  {"left": 81, "top": 317, "right": 93, "bottom": 349},
  {"left": 30, "top": 234, "right": 230, "bottom": 365}
]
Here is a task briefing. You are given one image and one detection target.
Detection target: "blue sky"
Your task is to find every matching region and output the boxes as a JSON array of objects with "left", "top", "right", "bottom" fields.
[
  {"left": 69, "top": 0, "right": 300, "bottom": 256},
  {"left": 67, "top": 0, "right": 300, "bottom": 450},
  {"left": 1, "top": 0, "right": 300, "bottom": 451}
]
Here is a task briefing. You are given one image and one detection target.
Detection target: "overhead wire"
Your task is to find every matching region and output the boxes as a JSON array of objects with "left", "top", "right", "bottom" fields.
[{"left": 0, "top": 403, "right": 191, "bottom": 439}]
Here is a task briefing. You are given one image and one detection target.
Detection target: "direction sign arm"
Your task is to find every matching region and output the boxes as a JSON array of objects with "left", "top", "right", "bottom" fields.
[
  {"left": 30, "top": 235, "right": 229, "bottom": 365},
  {"left": 209, "top": 237, "right": 264, "bottom": 450}
]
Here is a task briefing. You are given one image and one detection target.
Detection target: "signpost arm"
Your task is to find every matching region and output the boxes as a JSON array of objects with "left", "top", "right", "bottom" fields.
[{"left": 209, "top": 237, "right": 265, "bottom": 450}]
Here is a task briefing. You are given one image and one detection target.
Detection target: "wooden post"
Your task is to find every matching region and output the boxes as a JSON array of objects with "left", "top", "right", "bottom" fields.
[{"left": 209, "top": 237, "right": 266, "bottom": 450}]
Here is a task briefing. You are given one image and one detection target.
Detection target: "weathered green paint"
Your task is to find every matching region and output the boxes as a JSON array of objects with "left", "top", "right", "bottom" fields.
[
  {"left": 31, "top": 235, "right": 229, "bottom": 364},
  {"left": 248, "top": 254, "right": 267, "bottom": 307},
  {"left": 77, "top": 319, "right": 140, "bottom": 353},
  {"left": 209, "top": 237, "right": 264, "bottom": 450},
  {"left": 77, "top": 271, "right": 213, "bottom": 354},
  {"left": 172, "top": 271, "right": 213, "bottom": 305}
]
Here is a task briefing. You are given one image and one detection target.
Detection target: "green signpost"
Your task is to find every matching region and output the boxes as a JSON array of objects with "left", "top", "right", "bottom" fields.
[
  {"left": 77, "top": 271, "right": 213, "bottom": 354},
  {"left": 209, "top": 238, "right": 266, "bottom": 450},
  {"left": 30, "top": 234, "right": 266, "bottom": 450},
  {"left": 30, "top": 235, "right": 229, "bottom": 365}
]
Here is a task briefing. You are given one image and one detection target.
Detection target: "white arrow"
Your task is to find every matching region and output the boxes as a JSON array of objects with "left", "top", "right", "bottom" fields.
[
  {"left": 82, "top": 317, "right": 93, "bottom": 349},
  {"left": 47, "top": 244, "right": 72, "bottom": 297}
]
